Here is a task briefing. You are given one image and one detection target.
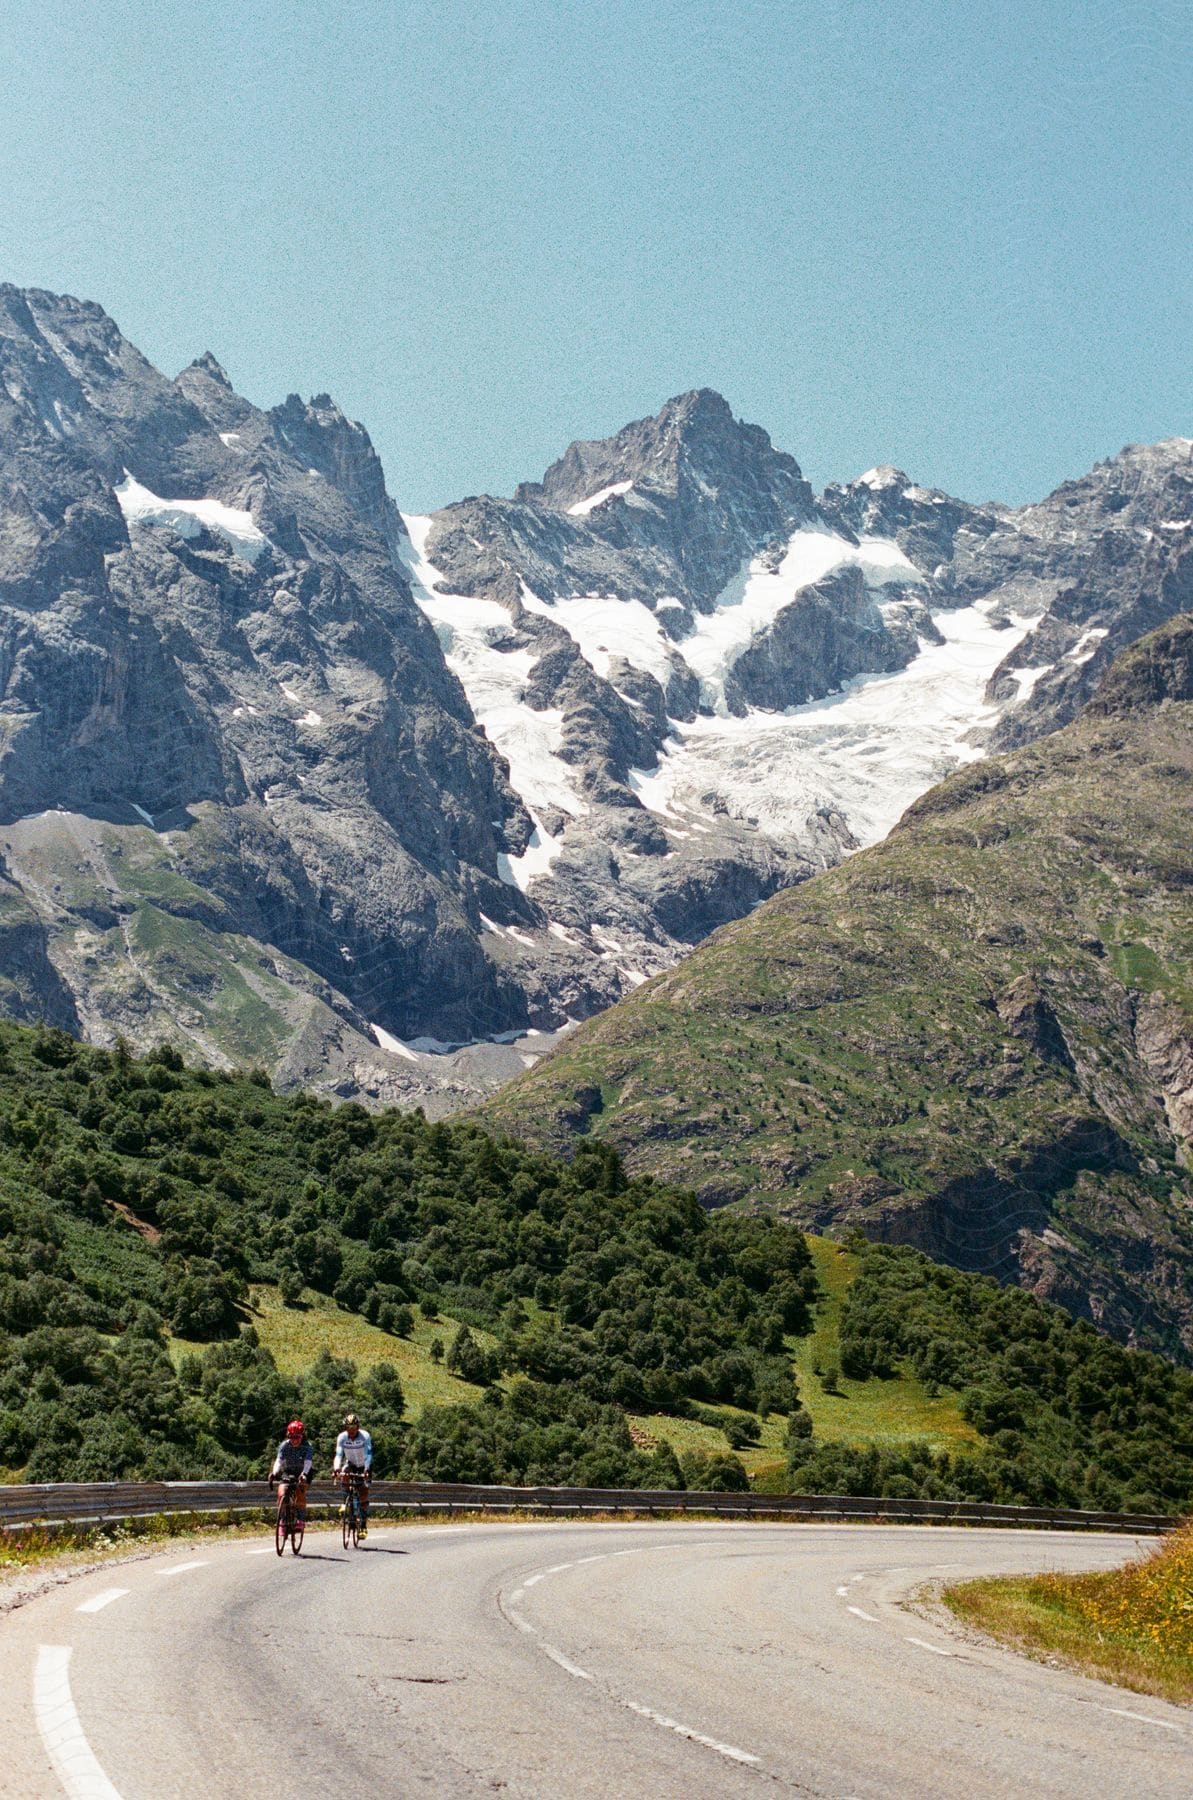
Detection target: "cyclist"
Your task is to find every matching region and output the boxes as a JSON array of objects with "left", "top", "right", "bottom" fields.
[
  {"left": 270, "top": 1419, "right": 314, "bottom": 1533},
  {"left": 333, "top": 1411, "right": 373, "bottom": 1540}
]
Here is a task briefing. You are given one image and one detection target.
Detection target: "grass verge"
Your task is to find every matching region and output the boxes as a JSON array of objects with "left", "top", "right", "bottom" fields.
[{"left": 942, "top": 1523, "right": 1193, "bottom": 1707}]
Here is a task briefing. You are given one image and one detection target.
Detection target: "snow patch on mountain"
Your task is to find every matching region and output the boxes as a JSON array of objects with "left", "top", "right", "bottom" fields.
[
  {"left": 114, "top": 473, "right": 267, "bottom": 561},
  {"left": 681, "top": 526, "right": 922, "bottom": 713},
  {"left": 517, "top": 524, "right": 922, "bottom": 711},
  {"left": 567, "top": 479, "right": 634, "bottom": 516},
  {"left": 630, "top": 599, "right": 1041, "bottom": 848},
  {"left": 400, "top": 515, "right": 586, "bottom": 820},
  {"left": 497, "top": 820, "right": 565, "bottom": 892},
  {"left": 399, "top": 507, "right": 1022, "bottom": 878},
  {"left": 520, "top": 586, "right": 676, "bottom": 688}
]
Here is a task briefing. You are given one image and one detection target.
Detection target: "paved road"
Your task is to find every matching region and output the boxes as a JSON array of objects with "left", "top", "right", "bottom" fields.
[{"left": 1, "top": 1521, "right": 1188, "bottom": 1797}]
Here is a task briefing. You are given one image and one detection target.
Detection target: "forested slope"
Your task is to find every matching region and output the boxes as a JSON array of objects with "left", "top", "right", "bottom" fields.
[
  {"left": 0, "top": 1022, "right": 1192, "bottom": 1511},
  {"left": 0, "top": 1020, "right": 810, "bottom": 1487}
]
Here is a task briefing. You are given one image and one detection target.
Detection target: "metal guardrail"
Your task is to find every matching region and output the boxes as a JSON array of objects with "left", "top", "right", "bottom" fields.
[{"left": 0, "top": 1480, "right": 1175, "bottom": 1535}]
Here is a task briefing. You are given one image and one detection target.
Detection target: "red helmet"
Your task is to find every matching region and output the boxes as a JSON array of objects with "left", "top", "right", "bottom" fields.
[{"left": 286, "top": 1420, "right": 304, "bottom": 1441}]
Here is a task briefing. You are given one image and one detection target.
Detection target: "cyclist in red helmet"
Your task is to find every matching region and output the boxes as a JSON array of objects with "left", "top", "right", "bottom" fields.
[{"left": 270, "top": 1419, "right": 314, "bottom": 1531}]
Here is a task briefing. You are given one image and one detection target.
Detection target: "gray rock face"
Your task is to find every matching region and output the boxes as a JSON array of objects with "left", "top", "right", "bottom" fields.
[
  {"left": 977, "top": 439, "right": 1193, "bottom": 746},
  {"left": 1, "top": 282, "right": 1189, "bottom": 1110},
  {"left": 0, "top": 284, "right": 532, "bottom": 1069},
  {"left": 725, "top": 565, "right": 916, "bottom": 712}
]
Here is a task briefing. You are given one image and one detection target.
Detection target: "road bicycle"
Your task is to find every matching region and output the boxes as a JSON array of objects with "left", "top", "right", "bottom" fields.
[
  {"left": 340, "top": 1470, "right": 368, "bottom": 1549},
  {"left": 274, "top": 1476, "right": 305, "bottom": 1556}
]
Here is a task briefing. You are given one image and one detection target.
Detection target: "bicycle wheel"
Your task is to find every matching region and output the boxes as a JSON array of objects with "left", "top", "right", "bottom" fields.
[
  {"left": 291, "top": 1500, "right": 305, "bottom": 1554},
  {"left": 275, "top": 1491, "right": 288, "bottom": 1557},
  {"left": 341, "top": 1491, "right": 351, "bottom": 1551},
  {"left": 350, "top": 1491, "right": 360, "bottom": 1549}
]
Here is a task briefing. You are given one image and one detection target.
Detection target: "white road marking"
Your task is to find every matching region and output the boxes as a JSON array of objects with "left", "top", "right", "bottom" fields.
[
  {"left": 623, "top": 1698, "right": 759, "bottom": 1766},
  {"left": 1090, "top": 1705, "right": 1183, "bottom": 1733},
  {"left": 540, "top": 1642, "right": 594, "bottom": 1681},
  {"left": 574, "top": 1554, "right": 606, "bottom": 1565},
  {"left": 33, "top": 1645, "right": 123, "bottom": 1799},
  {"left": 504, "top": 1596, "right": 592, "bottom": 1681},
  {"left": 836, "top": 1585, "right": 850, "bottom": 1596},
  {"left": 76, "top": 1589, "right": 128, "bottom": 1615},
  {"left": 848, "top": 1606, "right": 880, "bottom": 1623},
  {"left": 245, "top": 1547, "right": 274, "bottom": 1556},
  {"left": 157, "top": 1561, "right": 208, "bottom": 1578},
  {"left": 906, "top": 1636, "right": 953, "bottom": 1657},
  {"left": 509, "top": 1587, "right": 525, "bottom": 1603},
  {"left": 524, "top": 1561, "right": 575, "bottom": 1586}
]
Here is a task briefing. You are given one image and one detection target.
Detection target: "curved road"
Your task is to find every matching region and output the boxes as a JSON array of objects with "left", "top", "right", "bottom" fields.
[{"left": 1, "top": 1521, "right": 1188, "bottom": 1797}]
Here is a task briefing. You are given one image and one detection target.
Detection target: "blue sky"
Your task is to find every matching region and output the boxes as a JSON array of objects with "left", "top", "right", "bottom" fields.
[{"left": 2, "top": 0, "right": 1189, "bottom": 511}]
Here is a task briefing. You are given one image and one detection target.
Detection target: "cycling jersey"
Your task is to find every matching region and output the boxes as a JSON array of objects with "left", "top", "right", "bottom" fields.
[
  {"left": 334, "top": 1427, "right": 372, "bottom": 1473},
  {"left": 271, "top": 1438, "right": 313, "bottom": 1481}
]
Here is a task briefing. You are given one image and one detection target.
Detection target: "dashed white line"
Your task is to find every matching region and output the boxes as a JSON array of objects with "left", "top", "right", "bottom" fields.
[
  {"left": 623, "top": 1699, "right": 759, "bottom": 1766},
  {"left": 906, "top": 1636, "right": 953, "bottom": 1657},
  {"left": 33, "top": 1645, "right": 123, "bottom": 1799},
  {"left": 157, "top": 1561, "right": 208, "bottom": 1578},
  {"left": 1090, "top": 1704, "right": 1183, "bottom": 1734},
  {"left": 836, "top": 1585, "right": 850, "bottom": 1596},
  {"left": 540, "top": 1642, "right": 594, "bottom": 1681},
  {"left": 76, "top": 1589, "right": 128, "bottom": 1615},
  {"left": 848, "top": 1606, "right": 880, "bottom": 1623},
  {"left": 524, "top": 1561, "right": 575, "bottom": 1586},
  {"left": 245, "top": 1547, "right": 274, "bottom": 1556},
  {"left": 502, "top": 1569, "right": 761, "bottom": 1767}
]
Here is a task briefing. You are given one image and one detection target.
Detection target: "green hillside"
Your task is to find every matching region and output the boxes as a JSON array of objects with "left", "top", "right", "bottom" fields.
[
  {"left": 1, "top": 1021, "right": 1192, "bottom": 1510},
  {"left": 0, "top": 1019, "right": 812, "bottom": 1490},
  {"left": 480, "top": 616, "right": 1193, "bottom": 1362}
]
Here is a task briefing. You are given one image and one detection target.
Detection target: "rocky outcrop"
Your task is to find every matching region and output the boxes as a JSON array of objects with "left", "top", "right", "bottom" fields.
[
  {"left": 1135, "top": 992, "right": 1193, "bottom": 1158},
  {"left": 725, "top": 566, "right": 916, "bottom": 712},
  {"left": 995, "top": 975, "right": 1076, "bottom": 1071}
]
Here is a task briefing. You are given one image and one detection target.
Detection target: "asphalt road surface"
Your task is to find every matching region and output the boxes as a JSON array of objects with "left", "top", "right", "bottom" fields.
[{"left": 1, "top": 1521, "right": 1188, "bottom": 1797}]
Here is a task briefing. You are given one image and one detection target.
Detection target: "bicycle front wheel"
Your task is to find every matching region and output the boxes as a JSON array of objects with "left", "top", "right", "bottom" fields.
[
  {"left": 291, "top": 1505, "right": 305, "bottom": 1554},
  {"left": 341, "top": 1495, "right": 351, "bottom": 1551},
  {"left": 275, "top": 1494, "right": 288, "bottom": 1557}
]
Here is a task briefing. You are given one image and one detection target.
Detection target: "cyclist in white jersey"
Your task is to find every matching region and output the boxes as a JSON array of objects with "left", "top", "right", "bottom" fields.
[{"left": 333, "top": 1413, "right": 373, "bottom": 1539}]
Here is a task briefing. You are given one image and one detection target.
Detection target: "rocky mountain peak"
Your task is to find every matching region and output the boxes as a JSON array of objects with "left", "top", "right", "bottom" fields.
[
  {"left": 853, "top": 464, "right": 909, "bottom": 490},
  {"left": 183, "top": 350, "right": 232, "bottom": 388},
  {"left": 516, "top": 386, "right": 812, "bottom": 518},
  {"left": 265, "top": 390, "right": 401, "bottom": 552},
  {"left": 819, "top": 463, "right": 991, "bottom": 573}
]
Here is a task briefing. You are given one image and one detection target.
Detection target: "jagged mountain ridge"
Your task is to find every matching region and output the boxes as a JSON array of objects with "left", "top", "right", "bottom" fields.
[
  {"left": 480, "top": 617, "right": 1193, "bottom": 1363},
  {"left": 0, "top": 282, "right": 1190, "bottom": 1106},
  {"left": 0, "top": 284, "right": 536, "bottom": 1073}
]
